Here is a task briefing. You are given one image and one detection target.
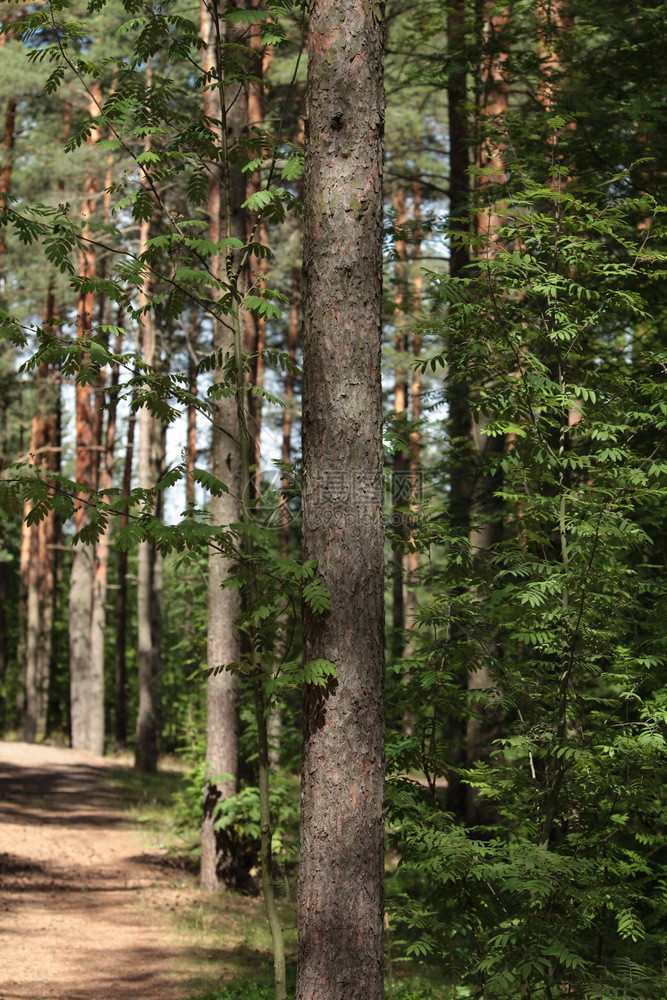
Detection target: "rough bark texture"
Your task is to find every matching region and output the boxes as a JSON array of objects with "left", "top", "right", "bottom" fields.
[
  {"left": 297, "top": 1, "right": 385, "bottom": 997},
  {"left": 199, "top": 0, "right": 246, "bottom": 891},
  {"left": 70, "top": 92, "right": 104, "bottom": 754}
]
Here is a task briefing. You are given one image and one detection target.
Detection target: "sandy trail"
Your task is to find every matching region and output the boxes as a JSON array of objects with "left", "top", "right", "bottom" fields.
[{"left": 0, "top": 741, "right": 195, "bottom": 1000}]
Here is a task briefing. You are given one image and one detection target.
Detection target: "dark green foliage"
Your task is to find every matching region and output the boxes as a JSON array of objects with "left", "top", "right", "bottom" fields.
[{"left": 385, "top": 140, "right": 667, "bottom": 998}]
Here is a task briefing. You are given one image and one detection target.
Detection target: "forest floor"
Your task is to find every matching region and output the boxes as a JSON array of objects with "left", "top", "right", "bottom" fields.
[{"left": 0, "top": 741, "right": 280, "bottom": 1000}]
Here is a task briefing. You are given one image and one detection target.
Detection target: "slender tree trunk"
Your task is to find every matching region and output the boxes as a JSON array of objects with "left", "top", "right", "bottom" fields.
[
  {"left": 443, "top": 0, "right": 475, "bottom": 817},
  {"left": 391, "top": 185, "right": 409, "bottom": 663},
  {"left": 135, "top": 220, "right": 164, "bottom": 772},
  {"left": 23, "top": 362, "right": 48, "bottom": 742},
  {"left": 22, "top": 289, "right": 60, "bottom": 742},
  {"left": 0, "top": 25, "right": 17, "bottom": 702},
  {"left": 70, "top": 87, "right": 104, "bottom": 754},
  {"left": 199, "top": 0, "right": 246, "bottom": 889},
  {"left": 401, "top": 184, "right": 424, "bottom": 735},
  {"left": 279, "top": 266, "right": 300, "bottom": 552},
  {"left": 0, "top": 60, "right": 17, "bottom": 700},
  {"left": 463, "top": 3, "right": 510, "bottom": 826},
  {"left": 186, "top": 317, "right": 198, "bottom": 508},
  {"left": 134, "top": 62, "right": 165, "bottom": 773},
  {"left": 404, "top": 179, "right": 423, "bottom": 634},
  {"left": 297, "top": 0, "right": 385, "bottom": 997},
  {"left": 270, "top": 266, "right": 301, "bottom": 770},
  {"left": 115, "top": 386, "right": 135, "bottom": 747},
  {"left": 0, "top": 96, "right": 16, "bottom": 276},
  {"left": 35, "top": 361, "right": 60, "bottom": 741},
  {"left": 244, "top": 15, "right": 269, "bottom": 498},
  {"left": 447, "top": 0, "right": 473, "bottom": 534},
  {"left": 89, "top": 327, "right": 120, "bottom": 753}
]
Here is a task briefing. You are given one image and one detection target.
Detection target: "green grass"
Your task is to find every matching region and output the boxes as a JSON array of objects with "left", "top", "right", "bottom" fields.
[
  {"left": 103, "top": 761, "right": 296, "bottom": 995},
  {"left": 190, "top": 978, "right": 449, "bottom": 1000},
  {"left": 106, "top": 760, "right": 200, "bottom": 858}
]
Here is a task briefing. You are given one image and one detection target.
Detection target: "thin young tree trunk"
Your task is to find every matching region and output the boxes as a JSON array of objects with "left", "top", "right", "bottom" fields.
[
  {"left": 0, "top": 96, "right": 17, "bottom": 276},
  {"left": 391, "top": 185, "right": 409, "bottom": 664},
  {"left": 135, "top": 217, "right": 164, "bottom": 772},
  {"left": 70, "top": 85, "right": 104, "bottom": 755},
  {"left": 401, "top": 184, "right": 424, "bottom": 735},
  {"left": 443, "top": 0, "right": 475, "bottom": 817},
  {"left": 244, "top": 15, "right": 269, "bottom": 497},
  {"left": 297, "top": 0, "right": 385, "bottom": 996},
  {"left": 186, "top": 317, "right": 198, "bottom": 508},
  {"left": 0, "top": 23, "right": 18, "bottom": 699},
  {"left": 404, "top": 179, "right": 423, "bottom": 637},
  {"left": 199, "top": 0, "right": 245, "bottom": 889},
  {"left": 271, "top": 266, "right": 301, "bottom": 770},
  {"left": 89, "top": 326, "right": 120, "bottom": 753},
  {"left": 447, "top": 0, "right": 473, "bottom": 534},
  {"left": 114, "top": 383, "right": 136, "bottom": 747},
  {"left": 23, "top": 289, "right": 60, "bottom": 741},
  {"left": 134, "top": 62, "right": 165, "bottom": 773},
  {"left": 0, "top": 22, "right": 17, "bottom": 699},
  {"left": 36, "top": 362, "right": 61, "bottom": 739},
  {"left": 464, "top": 3, "right": 510, "bottom": 826},
  {"left": 23, "top": 362, "right": 48, "bottom": 741},
  {"left": 279, "top": 266, "right": 300, "bottom": 551}
]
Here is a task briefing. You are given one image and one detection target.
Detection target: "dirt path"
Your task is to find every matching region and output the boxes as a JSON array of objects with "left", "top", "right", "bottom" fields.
[{"left": 0, "top": 741, "right": 198, "bottom": 1000}]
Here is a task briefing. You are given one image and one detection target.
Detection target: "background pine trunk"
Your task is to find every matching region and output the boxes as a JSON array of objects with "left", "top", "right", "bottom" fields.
[
  {"left": 199, "top": 0, "right": 247, "bottom": 890},
  {"left": 69, "top": 87, "right": 104, "bottom": 755}
]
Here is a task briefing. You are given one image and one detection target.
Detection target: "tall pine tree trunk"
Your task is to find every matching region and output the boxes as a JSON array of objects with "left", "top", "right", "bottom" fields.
[
  {"left": 70, "top": 87, "right": 104, "bottom": 754},
  {"left": 297, "top": 0, "right": 385, "bottom": 996},
  {"left": 199, "top": 0, "right": 246, "bottom": 890}
]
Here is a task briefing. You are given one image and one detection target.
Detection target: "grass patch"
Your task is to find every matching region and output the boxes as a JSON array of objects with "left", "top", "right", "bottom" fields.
[
  {"left": 106, "top": 761, "right": 198, "bottom": 858},
  {"left": 102, "top": 759, "right": 296, "bottom": 994},
  {"left": 188, "top": 976, "right": 449, "bottom": 1000},
  {"left": 174, "top": 887, "right": 297, "bottom": 994}
]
